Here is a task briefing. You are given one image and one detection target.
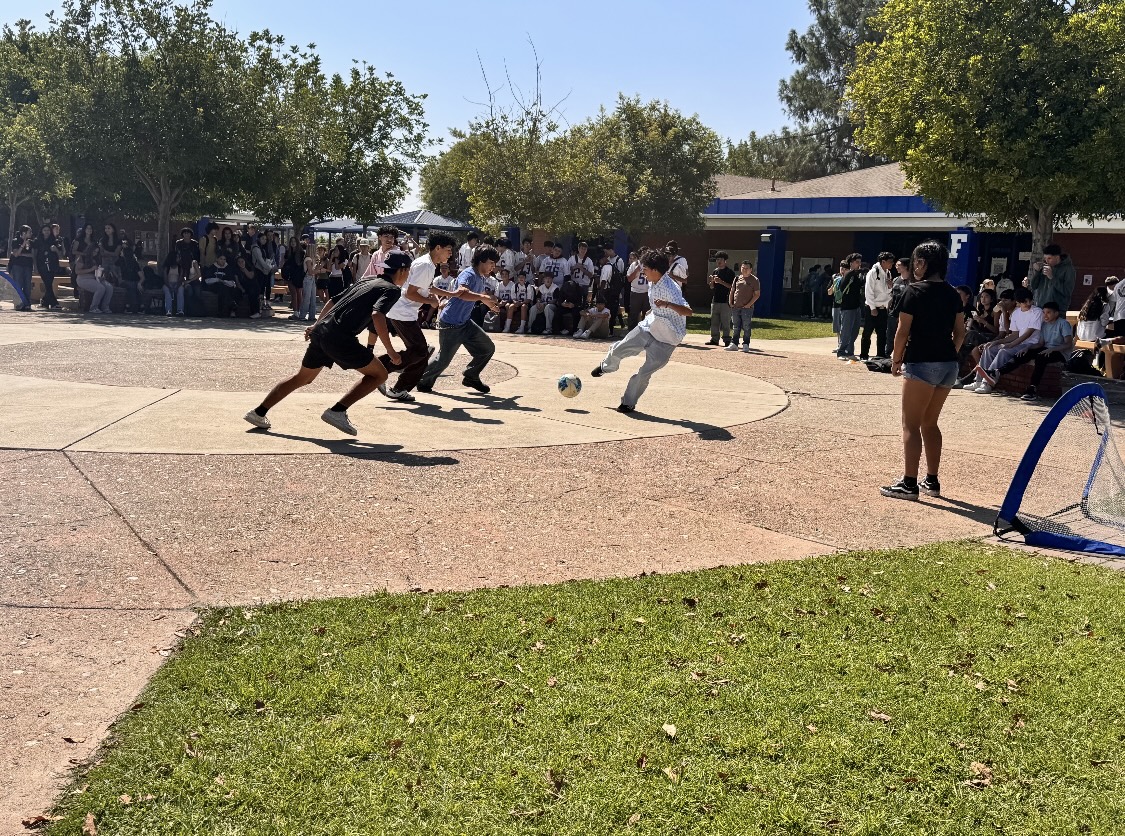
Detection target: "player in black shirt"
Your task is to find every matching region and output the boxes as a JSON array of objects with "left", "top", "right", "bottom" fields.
[{"left": 244, "top": 252, "right": 412, "bottom": 436}]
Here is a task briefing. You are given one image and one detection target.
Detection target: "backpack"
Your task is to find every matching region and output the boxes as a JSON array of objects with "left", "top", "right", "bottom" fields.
[{"left": 608, "top": 258, "right": 626, "bottom": 294}]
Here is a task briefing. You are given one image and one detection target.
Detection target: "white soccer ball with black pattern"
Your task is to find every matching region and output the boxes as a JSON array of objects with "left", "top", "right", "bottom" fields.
[{"left": 557, "top": 374, "right": 582, "bottom": 398}]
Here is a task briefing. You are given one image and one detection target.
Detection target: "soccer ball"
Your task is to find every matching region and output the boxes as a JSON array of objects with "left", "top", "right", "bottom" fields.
[{"left": 557, "top": 374, "right": 582, "bottom": 398}]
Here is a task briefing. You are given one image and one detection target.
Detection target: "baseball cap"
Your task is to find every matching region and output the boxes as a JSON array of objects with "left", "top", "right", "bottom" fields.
[{"left": 383, "top": 252, "right": 412, "bottom": 272}]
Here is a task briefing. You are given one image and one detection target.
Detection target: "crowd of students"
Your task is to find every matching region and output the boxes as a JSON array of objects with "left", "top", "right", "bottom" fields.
[{"left": 7, "top": 222, "right": 717, "bottom": 347}]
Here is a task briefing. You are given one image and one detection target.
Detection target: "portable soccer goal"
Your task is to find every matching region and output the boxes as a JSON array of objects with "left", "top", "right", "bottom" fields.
[{"left": 995, "top": 382, "right": 1125, "bottom": 556}]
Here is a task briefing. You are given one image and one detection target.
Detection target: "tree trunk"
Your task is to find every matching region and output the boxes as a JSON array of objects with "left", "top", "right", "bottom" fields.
[
  {"left": 156, "top": 196, "right": 173, "bottom": 265},
  {"left": 6, "top": 195, "right": 16, "bottom": 265},
  {"left": 1028, "top": 204, "right": 1055, "bottom": 271}
]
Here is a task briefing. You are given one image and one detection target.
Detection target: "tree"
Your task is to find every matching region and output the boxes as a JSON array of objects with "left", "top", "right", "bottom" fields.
[
  {"left": 0, "top": 21, "right": 71, "bottom": 249},
  {"left": 848, "top": 0, "right": 1125, "bottom": 258},
  {"left": 245, "top": 33, "right": 429, "bottom": 236},
  {"left": 419, "top": 134, "right": 476, "bottom": 223},
  {"left": 780, "top": 0, "right": 887, "bottom": 173},
  {"left": 587, "top": 95, "right": 725, "bottom": 237},
  {"left": 0, "top": 111, "right": 73, "bottom": 251},
  {"left": 453, "top": 59, "right": 623, "bottom": 234},
  {"left": 725, "top": 128, "right": 831, "bottom": 183},
  {"left": 41, "top": 0, "right": 260, "bottom": 261}
]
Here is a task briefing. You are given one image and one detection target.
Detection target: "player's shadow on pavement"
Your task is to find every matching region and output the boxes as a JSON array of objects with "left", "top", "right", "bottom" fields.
[
  {"left": 611, "top": 409, "right": 735, "bottom": 441},
  {"left": 245, "top": 429, "right": 459, "bottom": 464},
  {"left": 424, "top": 392, "right": 542, "bottom": 413},
  {"left": 922, "top": 495, "right": 997, "bottom": 526},
  {"left": 404, "top": 403, "right": 503, "bottom": 425}
]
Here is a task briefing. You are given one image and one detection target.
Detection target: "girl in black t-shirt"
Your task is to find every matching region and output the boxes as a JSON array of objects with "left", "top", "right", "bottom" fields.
[{"left": 881, "top": 240, "right": 967, "bottom": 501}]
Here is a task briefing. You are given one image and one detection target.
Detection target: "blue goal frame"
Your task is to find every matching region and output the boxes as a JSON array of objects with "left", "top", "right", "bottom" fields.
[{"left": 995, "top": 382, "right": 1125, "bottom": 556}]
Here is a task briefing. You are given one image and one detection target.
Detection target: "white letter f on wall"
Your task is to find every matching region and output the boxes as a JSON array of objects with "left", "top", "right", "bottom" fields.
[{"left": 950, "top": 233, "right": 969, "bottom": 260}]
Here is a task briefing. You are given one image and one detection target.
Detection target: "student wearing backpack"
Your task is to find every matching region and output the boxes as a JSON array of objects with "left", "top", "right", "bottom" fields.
[{"left": 836, "top": 253, "right": 865, "bottom": 359}]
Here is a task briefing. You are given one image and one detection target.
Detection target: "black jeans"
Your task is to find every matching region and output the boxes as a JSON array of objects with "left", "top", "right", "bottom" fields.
[
  {"left": 378, "top": 318, "right": 430, "bottom": 392},
  {"left": 419, "top": 319, "right": 495, "bottom": 389},
  {"left": 1000, "top": 347, "right": 1065, "bottom": 387},
  {"left": 36, "top": 261, "right": 59, "bottom": 307},
  {"left": 861, "top": 308, "right": 888, "bottom": 357}
]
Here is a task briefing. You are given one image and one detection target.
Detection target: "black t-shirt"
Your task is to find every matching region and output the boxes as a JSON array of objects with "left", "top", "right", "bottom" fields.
[
  {"left": 899, "top": 279, "right": 962, "bottom": 363},
  {"left": 712, "top": 267, "right": 736, "bottom": 303},
  {"left": 839, "top": 270, "right": 865, "bottom": 310},
  {"left": 317, "top": 278, "right": 401, "bottom": 338}
]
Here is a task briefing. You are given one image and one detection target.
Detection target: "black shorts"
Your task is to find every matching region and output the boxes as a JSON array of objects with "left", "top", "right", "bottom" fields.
[
  {"left": 301, "top": 330, "right": 374, "bottom": 370},
  {"left": 315, "top": 277, "right": 328, "bottom": 290}
]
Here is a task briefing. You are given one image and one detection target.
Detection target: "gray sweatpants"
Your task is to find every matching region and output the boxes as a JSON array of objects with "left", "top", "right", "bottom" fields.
[{"left": 599, "top": 325, "right": 677, "bottom": 408}]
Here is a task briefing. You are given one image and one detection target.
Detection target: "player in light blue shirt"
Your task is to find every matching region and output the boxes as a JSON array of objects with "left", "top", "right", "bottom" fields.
[
  {"left": 417, "top": 246, "right": 501, "bottom": 394},
  {"left": 590, "top": 249, "right": 692, "bottom": 413}
]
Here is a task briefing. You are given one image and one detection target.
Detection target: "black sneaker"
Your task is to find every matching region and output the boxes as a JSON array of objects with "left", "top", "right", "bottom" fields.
[
  {"left": 463, "top": 377, "right": 490, "bottom": 393},
  {"left": 416, "top": 383, "right": 433, "bottom": 393},
  {"left": 617, "top": 403, "right": 635, "bottom": 414},
  {"left": 722, "top": 338, "right": 731, "bottom": 346},
  {"left": 590, "top": 366, "right": 603, "bottom": 378},
  {"left": 705, "top": 340, "right": 719, "bottom": 346},
  {"left": 880, "top": 479, "right": 919, "bottom": 501},
  {"left": 1020, "top": 386, "right": 1038, "bottom": 402},
  {"left": 919, "top": 476, "right": 941, "bottom": 497}
]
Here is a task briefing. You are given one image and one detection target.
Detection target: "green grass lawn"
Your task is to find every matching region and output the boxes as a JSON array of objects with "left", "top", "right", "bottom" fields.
[
  {"left": 687, "top": 312, "right": 833, "bottom": 340},
  {"left": 48, "top": 543, "right": 1125, "bottom": 835}
]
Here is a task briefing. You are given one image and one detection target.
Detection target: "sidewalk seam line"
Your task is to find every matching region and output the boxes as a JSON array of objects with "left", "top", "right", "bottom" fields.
[
  {"left": 61, "top": 388, "right": 183, "bottom": 451},
  {"left": 62, "top": 452, "right": 199, "bottom": 602}
]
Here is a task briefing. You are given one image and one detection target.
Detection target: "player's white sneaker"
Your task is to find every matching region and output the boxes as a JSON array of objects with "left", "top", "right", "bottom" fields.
[
  {"left": 561, "top": 330, "right": 570, "bottom": 336},
  {"left": 243, "top": 410, "right": 271, "bottom": 430},
  {"left": 724, "top": 343, "right": 740, "bottom": 351},
  {"left": 502, "top": 322, "right": 511, "bottom": 333},
  {"left": 321, "top": 408, "right": 358, "bottom": 436},
  {"left": 515, "top": 323, "right": 526, "bottom": 334}
]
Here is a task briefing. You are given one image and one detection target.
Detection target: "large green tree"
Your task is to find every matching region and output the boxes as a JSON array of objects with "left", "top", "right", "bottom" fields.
[
  {"left": 41, "top": 0, "right": 259, "bottom": 260},
  {"left": 587, "top": 95, "right": 725, "bottom": 237},
  {"left": 419, "top": 133, "right": 476, "bottom": 223},
  {"left": 0, "top": 21, "right": 71, "bottom": 249},
  {"left": 245, "top": 33, "right": 429, "bottom": 236},
  {"left": 725, "top": 128, "right": 829, "bottom": 183},
  {"left": 849, "top": 0, "right": 1125, "bottom": 257},
  {"left": 454, "top": 91, "right": 623, "bottom": 234},
  {"left": 780, "top": 0, "right": 887, "bottom": 173}
]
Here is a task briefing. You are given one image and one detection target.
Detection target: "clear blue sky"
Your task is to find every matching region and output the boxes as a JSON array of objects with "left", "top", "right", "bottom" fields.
[{"left": 14, "top": 0, "right": 814, "bottom": 208}]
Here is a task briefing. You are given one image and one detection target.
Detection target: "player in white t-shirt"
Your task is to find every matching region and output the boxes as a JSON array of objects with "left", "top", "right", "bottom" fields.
[
  {"left": 567, "top": 241, "right": 596, "bottom": 303},
  {"left": 971, "top": 287, "right": 1044, "bottom": 393},
  {"left": 457, "top": 233, "right": 479, "bottom": 272},
  {"left": 375, "top": 234, "right": 459, "bottom": 402},
  {"left": 537, "top": 242, "right": 569, "bottom": 290},
  {"left": 627, "top": 250, "right": 650, "bottom": 329},
  {"left": 512, "top": 274, "right": 534, "bottom": 334},
  {"left": 665, "top": 240, "right": 688, "bottom": 288},
  {"left": 494, "top": 269, "right": 521, "bottom": 333},
  {"left": 528, "top": 275, "right": 559, "bottom": 334},
  {"left": 574, "top": 298, "right": 612, "bottom": 340}
]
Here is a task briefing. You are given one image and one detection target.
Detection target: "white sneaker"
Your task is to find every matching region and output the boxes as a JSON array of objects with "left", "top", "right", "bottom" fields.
[
  {"left": 742, "top": 345, "right": 752, "bottom": 352},
  {"left": 250, "top": 313, "right": 261, "bottom": 319},
  {"left": 243, "top": 410, "right": 271, "bottom": 430},
  {"left": 580, "top": 331, "right": 590, "bottom": 339},
  {"left": 321, "top": 408, "right": 357, "bottom": 436},
  {"left": 973, "top": 382, "right": 993, "bottom": 394},
  {"left": 561, "top": 330, "right": 570, "bottom": 336},
  {"left": 724, "top": 343, "right": 740, "bottom": 351},
  {"left": 502, "top": 322, "right": 511, "bottom": 333},
  {"left": 515, "top": 324, "right": 526, "bottom": 334},
  {"left": 543, "top": 330, "right": 552, "bottom": 336}
]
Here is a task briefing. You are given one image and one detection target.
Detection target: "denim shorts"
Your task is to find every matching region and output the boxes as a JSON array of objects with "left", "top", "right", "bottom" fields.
[{"left": 903, "top": 361, "right": 959, "bottom": 388}]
